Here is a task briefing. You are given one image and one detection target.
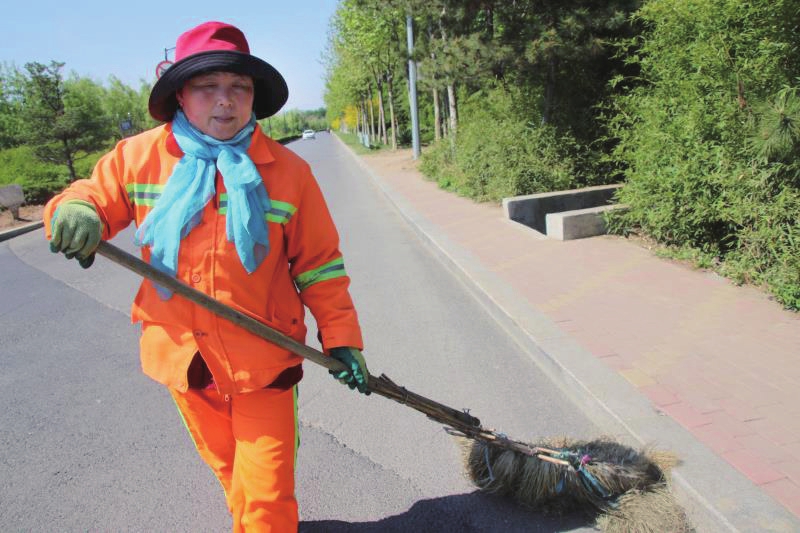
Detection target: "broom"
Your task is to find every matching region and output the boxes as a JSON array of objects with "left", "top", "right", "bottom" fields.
[{"left": 95, "top": 240, "right": 672, "bottom": 514}]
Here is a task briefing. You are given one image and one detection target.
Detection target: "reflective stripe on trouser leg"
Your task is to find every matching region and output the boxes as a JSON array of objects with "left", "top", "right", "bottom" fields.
[
  {"left": 170, "top": 388, "right": 236, "bottom": 509},
  {"left": 293, "top": 385, "right": 299, "bottom": 462},
  {"left": 230, "top": 386, "right": 299, "bottom": 533}
]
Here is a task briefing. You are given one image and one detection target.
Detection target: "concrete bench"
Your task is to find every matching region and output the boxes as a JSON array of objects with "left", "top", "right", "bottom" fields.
[
  {"left": 503, "top": 184, "right": 623, "bottom": 239},
  {"left": 546, "top": 204, "right": 628, "bottom": 240},
  {"left": 0, "top": 184, "right": 24, "bottom": 220}
]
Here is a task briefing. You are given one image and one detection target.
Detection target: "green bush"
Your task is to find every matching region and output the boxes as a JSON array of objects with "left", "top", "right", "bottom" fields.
[
  {"left": 723, "top": 183, "right": 800, "bottom": 309},
  {"left": 421, "top": 86, "right": 602, "bottom": 202},
  {"left": 0, "top": 145, "right": 106, "bottom": 204},
  {"left": 73, "top": 149, "right": 105, "bottom": 179},
  {"left": 419, "top": 136, "right": 460, "bottom": 188},
  {"left": 0, "top": 145, "right": 68, "bottom": 204},
  {"left": 606, "top": 0, "right": 800, "bottom": 309}
]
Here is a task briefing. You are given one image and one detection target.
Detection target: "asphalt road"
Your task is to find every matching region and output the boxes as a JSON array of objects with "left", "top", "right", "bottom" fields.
[{"left": 1, "top": 132, "right": 602, "bottom": 532}]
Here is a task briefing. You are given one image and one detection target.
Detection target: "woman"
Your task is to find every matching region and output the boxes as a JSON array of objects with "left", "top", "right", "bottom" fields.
[{"left": 45, "top": 21, "right": 369, "bottom": 532}]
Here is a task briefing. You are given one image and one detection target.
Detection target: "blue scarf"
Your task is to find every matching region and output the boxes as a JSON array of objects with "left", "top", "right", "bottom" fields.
[{"left": 135, "top": 110, "right": 271, "bottom": 298}]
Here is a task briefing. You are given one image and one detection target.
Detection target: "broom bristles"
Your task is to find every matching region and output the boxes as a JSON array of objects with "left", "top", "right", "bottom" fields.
[
  {"left": 461, "top": 435, "right": 672, "bottom": 514},
  {"left": 596, "top": 485, "right": 693, "bottom": 532}
]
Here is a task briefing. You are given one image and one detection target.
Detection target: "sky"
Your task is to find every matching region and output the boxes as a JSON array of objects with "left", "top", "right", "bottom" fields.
[{"left": 1, "top": 0, "right": 340, "bottom": 111}]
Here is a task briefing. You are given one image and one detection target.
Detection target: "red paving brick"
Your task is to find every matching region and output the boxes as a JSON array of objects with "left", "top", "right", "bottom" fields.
[
  {"left": 707, "top": 410, "right": 759, "bottom": 438},
  {"left": 716, "top": 396, "right": 766, "bottom": 423},
  {"left": 360, "top": 150, "right": 800, "bottom": 520},
  {"left": 761, "top": 478, "right": 800, "bottom": 517},
  {"left": 746, "top": 417, "right": 800, "bottom": 447},
  {"left": 735, "top": 433, "right": 792, "bottom": 464},
  {"left": 692, "top": 424, "right": 744, "bottom": 454},
  {"left": 659, "top": 401, "right": 714, "bottom": 429},
  {"left": 673, "top": 389, "right": 722, "bottom": 415},
  {"left": 775, "top": 460, "right": 800, "bottom": 485},
  {"left": 640, "top": 383, "right": 680, "bottom": 407},
  {"left": 722, "top": 448, "right": 787, "bottom": 485}
]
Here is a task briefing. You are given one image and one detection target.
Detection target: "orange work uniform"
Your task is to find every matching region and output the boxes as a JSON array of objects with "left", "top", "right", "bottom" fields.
[{"left": 44, "top": 123, "right": 363, "bottom": 531}]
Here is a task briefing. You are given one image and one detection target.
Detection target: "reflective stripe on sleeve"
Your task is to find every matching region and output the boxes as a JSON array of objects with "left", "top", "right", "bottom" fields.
[
  {"left": 126, "top": 183, "right": 163, "bottom": 206},
  {"left": 294, "top": 257, "right": 346, "bottom": 291}
]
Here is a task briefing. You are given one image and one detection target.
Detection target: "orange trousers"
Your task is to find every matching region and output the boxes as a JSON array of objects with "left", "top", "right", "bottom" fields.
[{"left": 170, "top": 386, "right": 299, "bottom": 532}]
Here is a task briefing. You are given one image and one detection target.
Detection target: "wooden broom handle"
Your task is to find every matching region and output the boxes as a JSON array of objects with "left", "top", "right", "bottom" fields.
[{"left": 95, "top": 241, "right": 481, "bottom": 430}]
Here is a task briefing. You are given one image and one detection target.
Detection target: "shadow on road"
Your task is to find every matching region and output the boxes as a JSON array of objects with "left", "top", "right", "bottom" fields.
[{"left": 300, "top": 491, "right": 594, "bottom": 532}]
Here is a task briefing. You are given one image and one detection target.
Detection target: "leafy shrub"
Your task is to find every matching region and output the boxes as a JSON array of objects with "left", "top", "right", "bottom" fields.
[
  {"left": 606, "top": 0, "right": 800, "bottom": 309},
  {"left": 723, "top": 183, "right": 800, "bottom": 309},
  {"left": 0, "top": 145, "right": 105, "bottom": 204},
  {"left": 419, "top": 136, "right": 460, "bottom": 189},
  {"left": 0, "top": 145, "right": 68, "bottom": 204},
  {"left": 73, "top": 149, "right": 105, "bottom": 179},
  {"left": 421, "top": 86, "right": 602, "bottom": 202}
]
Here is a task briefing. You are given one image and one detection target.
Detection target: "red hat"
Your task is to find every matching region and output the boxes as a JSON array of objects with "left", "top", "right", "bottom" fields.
[{"left": 148, "top": 21, "right": 288, "bottom": 122}]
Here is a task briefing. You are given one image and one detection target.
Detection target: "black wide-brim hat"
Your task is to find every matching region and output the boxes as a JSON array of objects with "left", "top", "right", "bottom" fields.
[{"left": 149, "top": 21, "right": 289, "bottom": 122}]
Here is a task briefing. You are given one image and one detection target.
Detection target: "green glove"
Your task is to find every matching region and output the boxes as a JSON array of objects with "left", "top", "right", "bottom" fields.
[
  {"left": 50, "top": 200, "right": 102, "bottom": 269},
  {"left": 329, "top": 347, "right": 370, "bottom": 395}
]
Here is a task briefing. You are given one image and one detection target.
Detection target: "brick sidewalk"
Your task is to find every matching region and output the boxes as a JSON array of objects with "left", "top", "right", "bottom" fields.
[{"left": 359, "top": 149, "right": 800, "bottom": 519}]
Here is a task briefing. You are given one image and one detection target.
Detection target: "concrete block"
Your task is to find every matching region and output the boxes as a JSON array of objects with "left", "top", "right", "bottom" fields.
[
  {"left": 503, "top": 184, "right": 621, "bottom": 234},
  {"left": 546, "top": 204, "right": 628, "bottom": 240},
  {"left": 0, "top": 184, "right": 24, "bottom": 220}
]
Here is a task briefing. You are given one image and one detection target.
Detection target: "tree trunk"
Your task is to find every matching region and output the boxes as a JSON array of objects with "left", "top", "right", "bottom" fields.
[
  {"left": 439, "top": 8, "right": 458, "bottom": 136},
  {"left": 433, "top": 87, "right": 441, "bottom": 142},
  {"left": 447, "top": 83, "right": 457, "bottom": 135},
  {"left": 366, "top": 99, "right": 372, "bottom": 145},
  {"left": 377, "top": 79, "right": 387, "bottom": 145},
  {"left": 429, "top": 33, "right": 441, "bottom": 143},
  {"left": 441, "top": 89, "right": 449, "bottom": 138},
  {"left": 387, "top": 74, "right": 398, "bottom": 150},
  {"left": 542, "top": 55, "right": 557, "bottom": 126},
  {"left": 63, "top": 139, "right": 76, "bottom": 181},
  {"left": 368, "top": 87, "right": 376, "bottom": 143},
  {"left": 361, "top": 99, "right": 368, "bottom": 142}
]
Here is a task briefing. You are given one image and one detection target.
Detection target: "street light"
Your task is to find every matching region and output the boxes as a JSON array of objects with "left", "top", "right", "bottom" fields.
[{"left": 406, "top": 14, "right": 421, "bottom": 160}]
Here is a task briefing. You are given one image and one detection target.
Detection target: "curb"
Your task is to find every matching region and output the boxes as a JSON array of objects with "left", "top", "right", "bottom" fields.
[
  {"left": 0, "top": 221, "right": 44, "bottom": 243},
  {"left": 332, "top": 135, "right": 799, "bottom": 533}
]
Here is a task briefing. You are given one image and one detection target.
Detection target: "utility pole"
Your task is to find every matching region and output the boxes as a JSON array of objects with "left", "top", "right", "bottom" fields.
[{"left": 406, "top": 14, "right": 421, "bottom": 159}]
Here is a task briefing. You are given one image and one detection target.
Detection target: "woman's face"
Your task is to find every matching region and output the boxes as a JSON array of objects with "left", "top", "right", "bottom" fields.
[{"left": 176, "top": 71, "right": 255, "bottom": 140}]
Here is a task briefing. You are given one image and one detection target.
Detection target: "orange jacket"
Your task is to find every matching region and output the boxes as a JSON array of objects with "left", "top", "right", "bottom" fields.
[{"left": 44, "top": 124, "right": 363, "bottom": 394}]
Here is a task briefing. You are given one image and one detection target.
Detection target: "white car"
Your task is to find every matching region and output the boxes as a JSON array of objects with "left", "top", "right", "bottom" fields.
[{"left": 302, "top": 129, "right": 316, "bottom": 140}]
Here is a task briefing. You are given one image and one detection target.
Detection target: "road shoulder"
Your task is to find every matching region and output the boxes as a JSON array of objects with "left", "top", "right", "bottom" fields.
[{"left": 334, "top": 138, "right": 799, "bottom": 533}]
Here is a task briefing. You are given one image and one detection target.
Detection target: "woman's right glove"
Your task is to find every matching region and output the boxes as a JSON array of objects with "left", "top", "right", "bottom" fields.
[
  {"left": 49, "top": 200, "right": 102, "bottom": 269},
  {"left": 329, "top": 347, "right": 370, "bottom": 395}
]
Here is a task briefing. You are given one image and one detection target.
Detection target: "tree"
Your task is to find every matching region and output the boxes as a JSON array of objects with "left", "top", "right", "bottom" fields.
[
  {"left": 258, "top": 108, "right": 328, "bottom": 140},
  {"left": 103, "top": 76, "right": 157, "bottom": 139},
  {"left": 325, "top": 0, "right": 413, "bottom": 149},
  {"left": 484, "top": 1, "right": 641, "bottom": 136},
  {"left": 0, "top": 64, "right": 25, "bottom": 149},
  {"left": 21, "top": 61, "right": 112, "bottom": 181}
]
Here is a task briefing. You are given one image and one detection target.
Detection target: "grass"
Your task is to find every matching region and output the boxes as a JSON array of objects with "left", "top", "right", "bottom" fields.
[{"left": 334, "top": 131, "right": 389, "bottom": 155}]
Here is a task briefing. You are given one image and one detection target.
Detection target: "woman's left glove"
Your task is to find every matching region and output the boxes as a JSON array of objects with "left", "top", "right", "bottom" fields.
[
  {"left": 49, "top": 200, "right": 102, "bottom": 269},
  {"left": 329, "top": 347, "right": 370, "bottom": 395}
]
